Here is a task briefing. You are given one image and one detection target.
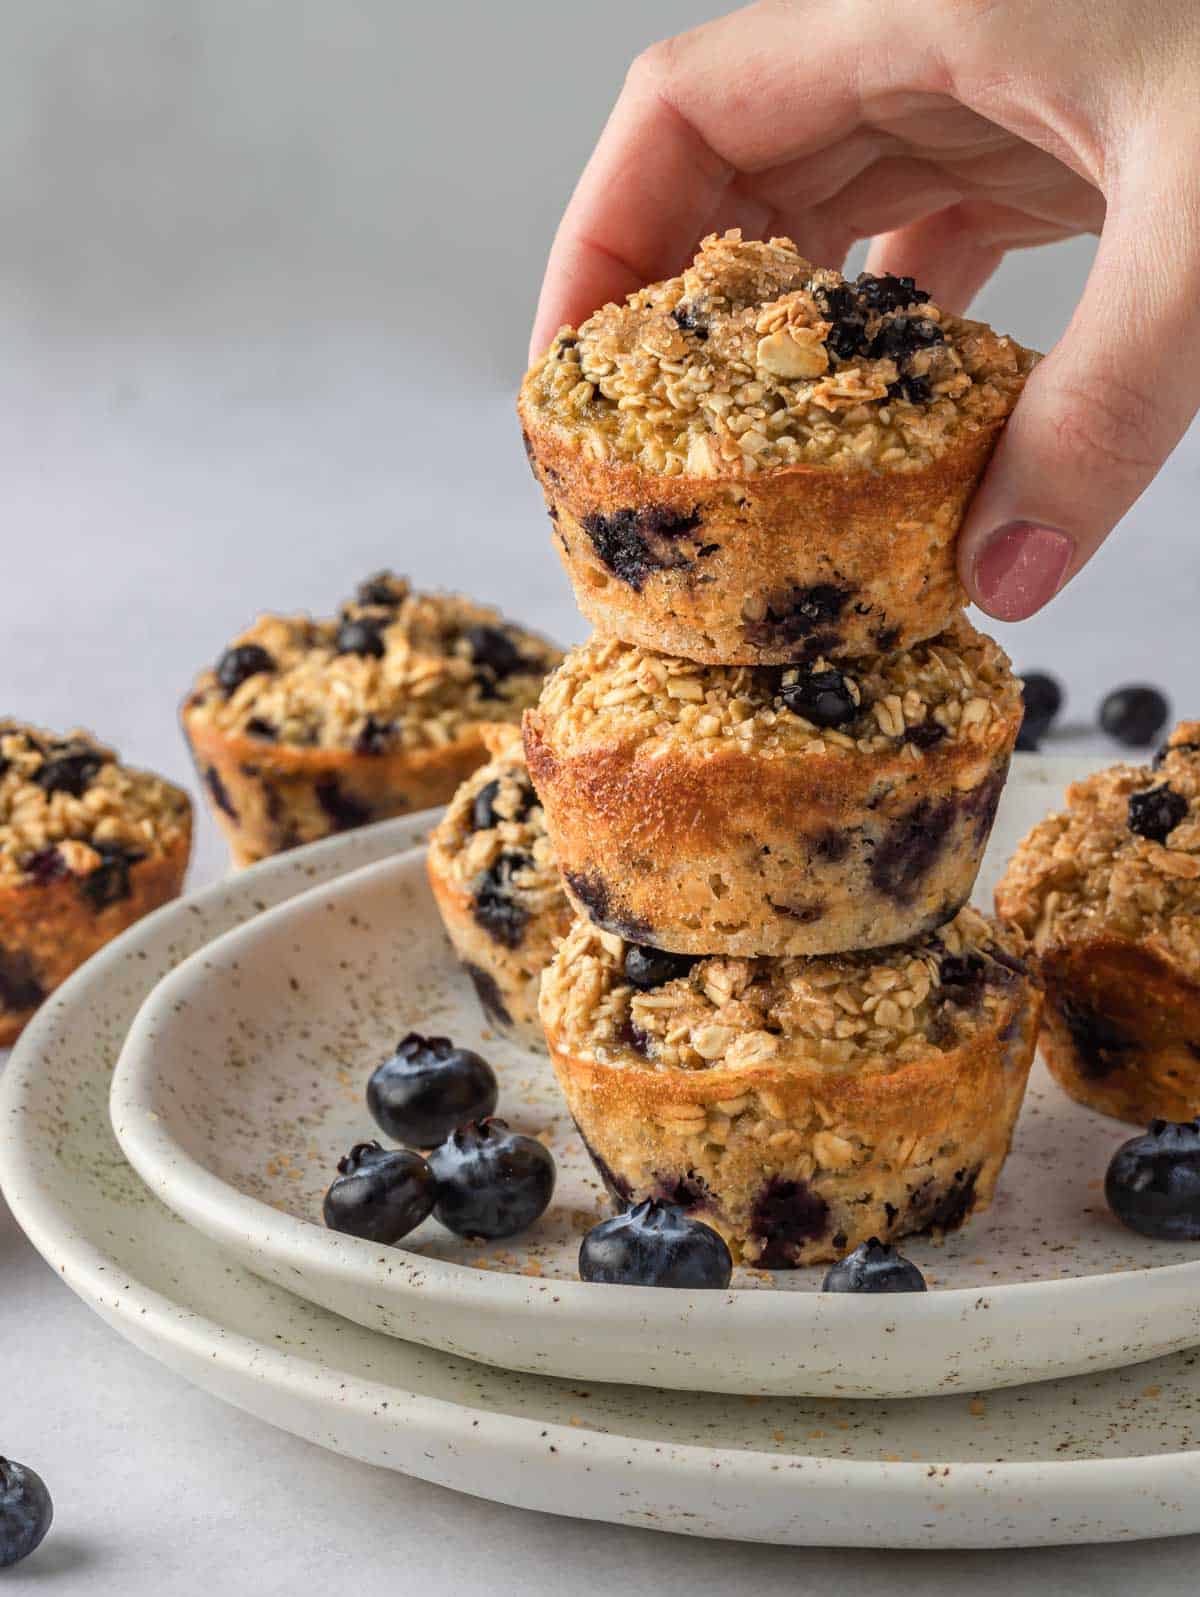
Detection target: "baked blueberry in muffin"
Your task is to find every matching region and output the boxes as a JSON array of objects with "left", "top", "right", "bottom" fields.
[
  {"left": 996, "top": 722, "right": 1200, "bottom": 1124},
  {"left": 519, "top": 231, "right": 1038, "bottom": 664},
  {"left": 182, "top": 573, "right": 561, "bottom": 865},
  {"left": 540, "top": 906, "right": 1040, "bottom": 1267},
  {"left": 524, "top": 617, "right": 1021, "bottom": 957},
  {"left": 0, "top": 721, "right": 191, "bottom": 1044},
  {"left": 427, "top": 726, "right": 571, "bottom": 1048}
]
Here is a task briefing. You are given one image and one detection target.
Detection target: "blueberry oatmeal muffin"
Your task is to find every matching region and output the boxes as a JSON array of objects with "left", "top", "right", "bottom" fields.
[
  {"left": 541, "top": 906, "right": 1040, "bottom": 1267},
  {"left": 519, "top": 231, "right": 1037, "bottom": 665},
  {"left": 0, "top": 721, "right": 192, "bottom": 1045},
  {"left": 524, "top": 617, "right": 1021, "bottom": 958},
  {"left": 996, "top": 723, "right": 1200, "bottom": 1125},
  {"left": 182, "top": 573, "right": 561, "bottom": 866},
  {"left": 427, "top": 726, "right": 571, "bottom": 1048}
]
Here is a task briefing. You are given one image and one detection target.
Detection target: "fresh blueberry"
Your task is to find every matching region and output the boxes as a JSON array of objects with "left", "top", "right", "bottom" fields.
[
  {"left": 778, "top": 666, "right": 858, "bottom": 728},
  {"left": 1106, "top": 1120, "right": 1200, "bottom": 1240},
  {"left": 465, "top": 624, "right": 524, "bottom": 682},
  {"left": 216, "top": 643, "right": 275, "bottom": 696},
  {"left": 822, "top": 1238, "right": 927, "bottom": 1292},
  {"left": 323, "top": 1140, "right": 435, "bottom": 1244},
  {"left": 0, "top": 1457, "right": 53, "bottom": 1569},
  {"left": 579, "top": 1198, "right": 732, "bottom": 1288},
  {"left": 427, "top": 1118, "right": 556, "bottom": 1239},
  {"left": 1128, "top": 783, "right": 1188, "bottom": 844},
  {"left": 34, "top": 748, "right": 103, "bottom": 798},
  {"left": 335, "top": 615, "right": 387, "bottom": 658},
  {"left": 1099, "top": 685, "right": 1170, "bottom": 748},
  {"left": 623, "top": 943, "right": 698, "bottom": 990},
  {"left": 367, "top": 1032, "right": 498, "bottom": 1149},
  {"left": 1016, "top": 671, "right": 1064, "bottom": 751}
]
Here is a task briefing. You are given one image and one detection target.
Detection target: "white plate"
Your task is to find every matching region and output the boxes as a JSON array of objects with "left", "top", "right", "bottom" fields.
[
  {"left": 111, "top": 759, "right": 1200, "bottom": 1398},
  {"left": 7, "top": 808, "right": 1200, "bottom": 1548}
]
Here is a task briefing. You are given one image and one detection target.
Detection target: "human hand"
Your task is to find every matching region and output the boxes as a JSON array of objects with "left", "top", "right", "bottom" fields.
[{"left": 530, "top": 0, "right": 1200, "bottom": 621}]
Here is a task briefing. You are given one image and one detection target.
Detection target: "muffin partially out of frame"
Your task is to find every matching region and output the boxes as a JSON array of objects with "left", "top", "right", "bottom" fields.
[
  {"left": 427, "top": 726, "right": 571, "bottom": 1049},
  {"left": 519, "top": 231, "right": 1037, "bottom": 665},
  {"left": 541, "top": 907, "right": 1041, "bottom": 1268},
  {"left": 996, "top": 724, "right": 1200, "bottom": 1125},
  {"left": 524, "top": 617, "right": 1021, "bottom": 958},
  {"left": 182, "top": 572, "right": 561, "bottom": 866},
  {"left": 0, "top": 721, "right": 192, "bottom": 1045}
]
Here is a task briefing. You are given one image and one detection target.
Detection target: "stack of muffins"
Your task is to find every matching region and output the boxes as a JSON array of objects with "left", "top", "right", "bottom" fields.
[{"left": 515, "top": 231, "right": 1047, "bottom": 1269}]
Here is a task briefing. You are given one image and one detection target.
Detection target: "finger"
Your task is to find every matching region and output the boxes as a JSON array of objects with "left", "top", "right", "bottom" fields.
[{"left": 959, "top": 151, "right": 1200, "bottom": 621}]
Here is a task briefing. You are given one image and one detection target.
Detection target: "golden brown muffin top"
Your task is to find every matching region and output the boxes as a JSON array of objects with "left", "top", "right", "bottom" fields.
[
  {"left": 522, "top": 231, "right": 1037, "bottom": 477},
  {"left": 531, "top": 616, "right": 1018, "bottom": 764},
  {"left": 0, "top": 721, "right": 190, "bottom": 886},
  {"left": 997, "top": 723, "right": 1200, "bottom": 975},
  {"left": 541, "top": 906, "right": 1030, "bottom": 1075},
  {"left": 184, "top": 573, "right": 561, "bottom": 754}
]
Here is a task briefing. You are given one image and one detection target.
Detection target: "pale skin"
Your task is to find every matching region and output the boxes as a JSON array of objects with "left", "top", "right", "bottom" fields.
[{"left": 530, "top": 0, "right": 1200, "bottom": 622}]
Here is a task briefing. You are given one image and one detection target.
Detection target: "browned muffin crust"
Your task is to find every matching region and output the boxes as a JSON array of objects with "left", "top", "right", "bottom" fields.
[
  {"left": 182, "top": 573, "right": 561, "bottom": 865},
  {"left": 0, "top": 721, "right": 192, "bottom": 1044},
  {"left": 519, "top": 232, "right": 1037, "bottom": 664},
  {"left": 524, "top": 619, "right": 1021, "bottom": 957},
  {"left": 996, "top": 723, "right": 1200, "bottom": 1124},
  {"left": 427, "top": 727, "right": 571, "bottom": 1049},
  {"left": 541, "top": 908, "right": 1041, "bottom": 1267}
]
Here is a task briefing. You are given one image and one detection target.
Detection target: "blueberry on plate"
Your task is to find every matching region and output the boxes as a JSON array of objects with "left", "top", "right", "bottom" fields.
[
  {"left": 427, "top": 1118, "right": 556, "bottom": 1239},
  {"left": 0, "top": 1457, "right": 53, "bottom": 1569},
  {"left": 1099, "top": 685, "right": 1170, "bottom": 748},
  {"left": 367, "top": 1032, "right": 498, "bottom": 1149},
  {"left": 821, "top": 1237, "right": 927, "bottom": 1293},
  {"left": 1015, "top": 671, "right": 1063, "bottom": 751},
  {"left": 579, "top": 1198, "right": 732, "bottom": 1288},
  {"left": 323, "top": 1141, "right": 435, "bottom": 1244},
  {"left": 215, "top": 643, "right": 275, "bottom": 696},
  {"left": 1105, "top": 1120, "right": 1200, "bottom": 1241}
]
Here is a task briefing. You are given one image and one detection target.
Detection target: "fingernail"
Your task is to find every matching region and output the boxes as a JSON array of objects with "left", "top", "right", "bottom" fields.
[{"left": 973, "top": 523, "right": 1074, "bottom": 621}]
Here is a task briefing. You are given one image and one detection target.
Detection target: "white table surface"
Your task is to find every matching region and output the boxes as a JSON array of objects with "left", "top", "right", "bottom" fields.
[{"left": 4, "top": 1, "right": 1200, "bottom": 1585}]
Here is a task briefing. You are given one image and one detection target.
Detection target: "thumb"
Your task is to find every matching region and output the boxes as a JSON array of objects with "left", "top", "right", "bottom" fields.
[{"left": 959, "top": 177, "right": 1200, "bottom": 621}]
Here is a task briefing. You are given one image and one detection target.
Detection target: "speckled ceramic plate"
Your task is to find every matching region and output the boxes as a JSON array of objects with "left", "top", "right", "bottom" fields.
[
  {"left": 7, "top": 805, "right": 1200, "bottom": 1548},
  {"left": 110, "top": 760, "right": 1200, "bottom": 1398}
]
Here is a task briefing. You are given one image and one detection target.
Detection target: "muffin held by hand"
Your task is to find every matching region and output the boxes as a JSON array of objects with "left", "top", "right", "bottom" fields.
[
  {"left": 182, "top": 572, "right": 561, "bottom": 866},
  {"left": 525, "top": 617, "right": 1021, "bottom": 958},
  {"left": 996, "top": 723, "right": 1200, "bottom": 1125},
  {"left": 519, "top": 230, "right": 1037, "bottom": 664},
  {"left": 0, "top": 721, "right": 192, "bottom": 1045},
  {"left": 541, "top": 907, "right": 1040, "bottom": 1268},
  {"left": 427, "top": 726, "right": 571, "bottom": 1050}
]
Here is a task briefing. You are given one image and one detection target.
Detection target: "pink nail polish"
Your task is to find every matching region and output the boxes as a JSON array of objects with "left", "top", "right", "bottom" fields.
[{"left": 974, "top": 523, "right": 1075, "bottom": 622}]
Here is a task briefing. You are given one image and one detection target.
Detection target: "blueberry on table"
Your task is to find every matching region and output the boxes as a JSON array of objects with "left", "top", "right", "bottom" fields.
[
  {"left": 1015, "top": 671, "right": 1064, "bottom": 751},
  {"left": 622, "top": 944, "right": 698, "bottom": 991},
  {"left": 215, "top": 643, "right": 275, "bottom": 696},
  {"left": 1105, "top": 1120, "right": 1200, "bottom": 1241},
  {"left": 821, "top": 1238, "right": 927, "bottom": 1293},
  {"left": 427, "top": 1118, "right": 556, "bottom": 1239},
  {"left": 1099, "top": 685, "right": 1170, "bottom": 748},
  {"left": 367, "top": 1033, "right": 498, "bottom": 1149},
  {"left": 323, "top": 1140, "right": 435, "bottom": 1244},
  {"left": 579, "top": 1199, "right": 732, "bottom": 1289},
  {"left": 0, "top": 1457, "right": 53, "bottom": 1569}
]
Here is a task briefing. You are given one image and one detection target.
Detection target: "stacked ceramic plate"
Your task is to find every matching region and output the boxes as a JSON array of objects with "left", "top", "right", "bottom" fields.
[{"left": 4, "top": 758, "right": 1200, "bottom": 1549}]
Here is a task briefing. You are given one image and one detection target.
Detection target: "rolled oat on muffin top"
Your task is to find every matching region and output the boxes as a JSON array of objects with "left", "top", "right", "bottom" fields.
[
  {"left": 995, "top": 724, "right": 1200, "bottom": 1125},
  {"left": 524, "top": 618, "right": 1021, "bottom": 957},
  {"left": 519, "top": 233, "right": 1039, "bottom": 666},
  {"left": 182, "top": 573, "right": 562, "bottom": 866}
]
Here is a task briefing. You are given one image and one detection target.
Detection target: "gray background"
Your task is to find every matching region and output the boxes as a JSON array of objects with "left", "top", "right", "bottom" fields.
[{"left": 1, "top": 1, "right": 1198, "bottom": 1589}]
